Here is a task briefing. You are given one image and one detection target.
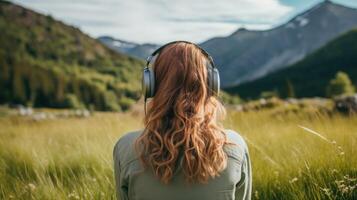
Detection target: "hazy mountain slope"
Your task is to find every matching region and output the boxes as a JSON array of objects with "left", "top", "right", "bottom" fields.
[
  {"left": 98, "top": 36, "right": 159, "bottom": 59},
  {"left": 201, "top": 1, "right": 357, "bottom": 87},
  {"left": 0, "top": 1, "right": 144, "bottom": 111},
  {"left": 225, "top": 29, "right": 357, "bottom": 98}
]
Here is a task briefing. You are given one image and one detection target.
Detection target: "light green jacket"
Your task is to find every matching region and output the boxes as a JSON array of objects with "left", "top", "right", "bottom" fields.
[{"left": 113, "top": 129, "right": 252, "bottom": 200}]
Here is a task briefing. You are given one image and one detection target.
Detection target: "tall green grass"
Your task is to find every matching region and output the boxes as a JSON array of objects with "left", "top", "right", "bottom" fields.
[
  {"left": 0, "top": 108, "right": 356, "bottom": 199},
  {"left": 225, "top": 109, "right": 356, "bottom": 199}
]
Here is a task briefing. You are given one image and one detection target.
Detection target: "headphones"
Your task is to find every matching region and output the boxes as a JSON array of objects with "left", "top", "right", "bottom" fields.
[{"left": 142, "top": 41, "right": 220, "bottom": 101}]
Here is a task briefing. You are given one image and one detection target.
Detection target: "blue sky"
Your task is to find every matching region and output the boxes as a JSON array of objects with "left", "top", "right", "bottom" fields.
[{"left": 11, "top": 0, "right": 357, "bottom": 44}]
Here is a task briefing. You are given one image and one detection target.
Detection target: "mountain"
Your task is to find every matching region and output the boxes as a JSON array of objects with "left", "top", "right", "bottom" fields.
[
  {"left": 201, "top": 1, "right": 357, "bottom": 88},
  {"left": 0, "top": 1, "right": 144, "bottom": 111},
  {"left": 225, "top": 29, "right": 357, "bottom": 98},
  {"left": 98, "top": 36, "right": 159, "bottom": 59}
]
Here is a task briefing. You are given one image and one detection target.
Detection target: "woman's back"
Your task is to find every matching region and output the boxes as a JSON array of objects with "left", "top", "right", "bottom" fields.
[
  {"left": 113, "top": 41, "right": 252, "bottom": 199},
  {"left": 113, "top": 129, "right": 251, "bottom": 200}
]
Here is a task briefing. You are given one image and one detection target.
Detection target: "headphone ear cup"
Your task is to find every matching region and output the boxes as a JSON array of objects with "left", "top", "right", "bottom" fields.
[
  {"left": 212, "top": 68, "right": 220, "bottom": 96},
  {"left": 206, "top": 63, "right": 220, "bottom": 96},
  {"left": 142, "top": 68, "right": 155, "bottom": 98},
  {"left": 148, "top": 68, "right": 155, "bottom": 97}
]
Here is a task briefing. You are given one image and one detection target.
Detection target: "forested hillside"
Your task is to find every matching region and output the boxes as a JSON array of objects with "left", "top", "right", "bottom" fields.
[
  {"left": 0, "top": 1, "right": 143, "bottom": 111},
  {"left": 225, "top": 29, "right": 357, "bottom": 99}
]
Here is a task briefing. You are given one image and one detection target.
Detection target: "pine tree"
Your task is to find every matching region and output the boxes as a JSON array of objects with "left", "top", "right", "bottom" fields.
[
  {"left": 12, "top": 65, "right": 27, "bottom": 104},
  {"left": 286, "top": 79, "right": 295, "bottom": 98}
]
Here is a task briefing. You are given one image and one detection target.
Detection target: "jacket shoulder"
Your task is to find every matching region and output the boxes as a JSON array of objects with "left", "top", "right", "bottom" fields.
[
  {"left": 113, "top": 130, "right": 143, "bottom": 168},
  {"left": 224, "top": 129, "right": 248, "bottom": 163}
]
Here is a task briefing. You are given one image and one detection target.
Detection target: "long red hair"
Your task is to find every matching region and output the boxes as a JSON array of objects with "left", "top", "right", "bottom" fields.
[{"left": 135, "top": 42, "right": 227, "bottom": 184}]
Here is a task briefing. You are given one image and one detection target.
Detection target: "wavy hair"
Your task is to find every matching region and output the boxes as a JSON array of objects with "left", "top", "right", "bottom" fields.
[{"left": 135, "top": 42, "right": 227, "bottom": 184}]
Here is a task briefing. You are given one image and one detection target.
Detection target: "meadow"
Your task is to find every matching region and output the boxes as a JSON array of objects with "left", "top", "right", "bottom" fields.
[{"left": 0, "top": 102, "right": 356, "bottom": 200}]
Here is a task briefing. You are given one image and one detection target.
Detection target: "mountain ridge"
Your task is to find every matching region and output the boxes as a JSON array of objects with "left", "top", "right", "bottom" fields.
[
  {"left": 201, "top": 0, "right": 357, "bottom": 88},
  {"left": 98, "top": 36, "right": 160, "bottom": 59}
]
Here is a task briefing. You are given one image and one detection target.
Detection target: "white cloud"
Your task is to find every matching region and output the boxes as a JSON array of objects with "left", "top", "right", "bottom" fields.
[{"left": 12, "top": 0, "right": 292, "bottom": 44}]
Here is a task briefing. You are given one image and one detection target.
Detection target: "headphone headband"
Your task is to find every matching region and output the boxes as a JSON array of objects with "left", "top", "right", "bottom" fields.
[
  {"left": 142, "top": 40, "right": 220, "bottom": 112},
  {"left": 146, "top": 40, "right": 215, "bottom": 68}
]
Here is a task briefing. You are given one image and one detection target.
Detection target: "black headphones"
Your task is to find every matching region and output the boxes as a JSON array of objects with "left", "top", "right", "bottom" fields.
[{"left": 142, "top": 41, "right": 220, "bottom": 100}]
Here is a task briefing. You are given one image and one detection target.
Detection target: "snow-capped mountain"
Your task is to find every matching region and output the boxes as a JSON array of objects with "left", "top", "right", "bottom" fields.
[
  {"left": 98, "top": 36, "right": 159, "bottom": 59},
  {"left": 201, "top": 1, "right": 357, "bottom": 87}
]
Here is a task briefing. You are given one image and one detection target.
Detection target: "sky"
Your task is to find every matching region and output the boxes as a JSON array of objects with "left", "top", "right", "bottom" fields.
[{"left": 11, "top": 0, "right": 357, "bottom": 44}]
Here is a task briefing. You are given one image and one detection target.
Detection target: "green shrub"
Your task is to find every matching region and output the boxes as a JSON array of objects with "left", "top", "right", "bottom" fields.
[
  {"left": 260, "top": 90, "right": 280, "bottom": 99},
  {"left": 63, "top": 94, "right": 84, "bottom": 109},
  {"left": 119, "top": 96, "right": 136, "bottom": 111},
  {"left": 103, "top": 91, "right": 121, "bottom": 112},
  {"left": 326, "top": 71, "right": 355, "bottom": 97},
  {"left": 220, "top": 91, "right": 242, "bottom": 105}
]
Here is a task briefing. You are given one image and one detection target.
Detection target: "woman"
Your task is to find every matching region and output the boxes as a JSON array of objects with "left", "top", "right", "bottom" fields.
[{"left": 113, "top": 41, "right": 252, "bottom": 200}]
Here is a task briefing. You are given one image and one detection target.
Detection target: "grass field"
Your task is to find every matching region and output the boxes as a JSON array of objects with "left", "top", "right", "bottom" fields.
[{"left": 0, "top": 104, "right": 356, "bottom": 199}]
